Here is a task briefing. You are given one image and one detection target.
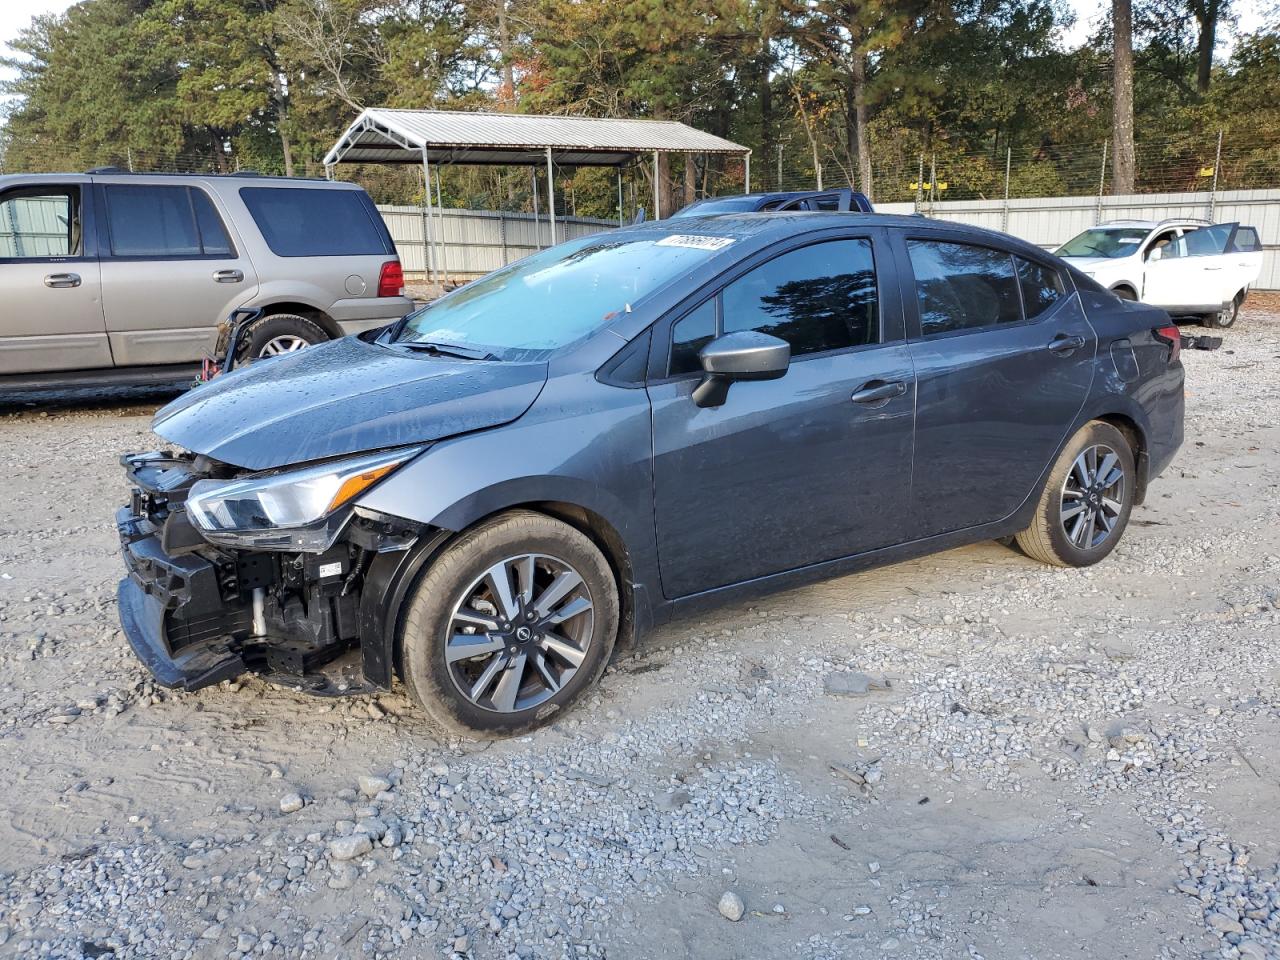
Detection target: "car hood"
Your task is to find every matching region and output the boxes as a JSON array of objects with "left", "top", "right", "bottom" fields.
[
  {"left": 1060, "top": 256, "right": 1123, "bottom": 273},
  {"left": 152, "top": 336, "right": 548, "bottom": 470}
]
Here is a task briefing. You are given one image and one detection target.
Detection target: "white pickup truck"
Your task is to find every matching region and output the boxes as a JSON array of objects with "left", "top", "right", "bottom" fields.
[{"left": 1057, "top": 218, "right": 1263, "bottom": 328}]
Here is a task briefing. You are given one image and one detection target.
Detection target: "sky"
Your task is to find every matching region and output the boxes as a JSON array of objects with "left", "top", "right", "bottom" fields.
[{"left": 0, "top": 0, "right": 1271, "bottom": 107}]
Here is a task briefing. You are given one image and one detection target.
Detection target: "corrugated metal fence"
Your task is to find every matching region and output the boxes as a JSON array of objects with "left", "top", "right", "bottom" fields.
[
  {"left": 8, "top": 190, "right": 1277, "bottom": 289},
  {"left": 376, "top": 205, "right": 617, "bottom": 279},
  {"left": 877, "top": 188, "right": 1280, "bottom": 289}
]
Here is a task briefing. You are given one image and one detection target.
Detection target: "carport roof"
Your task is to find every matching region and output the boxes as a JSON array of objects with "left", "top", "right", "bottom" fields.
[{"left": 323, "top": 108, "right": 750, "bottom": 167}]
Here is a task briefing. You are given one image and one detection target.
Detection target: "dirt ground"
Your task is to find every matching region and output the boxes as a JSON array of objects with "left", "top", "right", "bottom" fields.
[{"left": 0, "top": 310, "right": 1277, "bottom": 960}]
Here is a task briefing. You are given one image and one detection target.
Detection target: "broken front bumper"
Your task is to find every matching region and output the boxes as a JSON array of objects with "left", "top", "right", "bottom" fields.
[
  {"left": 115, "top": 451, "right": 431, "bottom": 694},
  {"left": 117, "top": 506, "right": 253, "bottom": 691}
]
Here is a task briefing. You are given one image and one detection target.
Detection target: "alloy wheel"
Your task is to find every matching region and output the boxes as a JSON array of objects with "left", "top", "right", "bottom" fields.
[
  {"left": 1060, "top": 443, "right": 1126, "bottom": 550},
  {"left": 444, "top": 553, "right": 594, "bottom": 713},
  {"left": 258, "top": 335, "right": 312, "bottom": 356}
]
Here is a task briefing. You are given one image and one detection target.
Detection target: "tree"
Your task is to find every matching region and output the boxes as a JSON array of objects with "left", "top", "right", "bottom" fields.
[{"left": 1113, "top": 0, "right": 1138, "bottom": 193}]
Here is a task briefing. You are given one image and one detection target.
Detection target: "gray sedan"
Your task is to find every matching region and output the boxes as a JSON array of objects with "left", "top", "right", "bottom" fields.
[{"left": 116, "top": 213, "right": 1185, "bottom": 736}]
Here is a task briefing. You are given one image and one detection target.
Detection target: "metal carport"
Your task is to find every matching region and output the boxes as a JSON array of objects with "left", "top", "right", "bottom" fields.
[{"left": 323, "top": 108, "right": 751, "bottom": 282}]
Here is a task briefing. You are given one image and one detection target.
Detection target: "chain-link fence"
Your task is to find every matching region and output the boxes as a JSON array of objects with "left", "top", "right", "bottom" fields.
[
  {"left": 5, "top": 129, "right": 1276, "bottom": 210},
  {"left": 753, "top": 131, "right": 1280, "bottom": 204}
]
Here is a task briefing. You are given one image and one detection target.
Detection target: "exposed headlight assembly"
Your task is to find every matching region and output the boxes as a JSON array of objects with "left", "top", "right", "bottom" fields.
[{"left": 185, "top": 447, "right": 421, "bottom": 552}]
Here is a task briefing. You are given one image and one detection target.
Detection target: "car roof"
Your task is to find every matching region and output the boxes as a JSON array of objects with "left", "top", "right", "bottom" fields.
[
  {"left": 0, "top": 171, "right": 360, "bottom": 190},
  {"left": 638, "top": 211, "right": 1055, "bottom": 258}
]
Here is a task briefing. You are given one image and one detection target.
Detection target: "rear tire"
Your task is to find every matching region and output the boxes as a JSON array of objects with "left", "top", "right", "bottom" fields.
[
  {"left": 1015, "top": 421, "right": 1135, "bottom": 567},
  {"left": 237, "top": 313, "right": 329, "bottom": 362},
  {"left": 1201, "top": 295, "right": 1239, "bottom": 329},
  {"left": 399, "top": 510, "right": 619, "bottom": 738}
]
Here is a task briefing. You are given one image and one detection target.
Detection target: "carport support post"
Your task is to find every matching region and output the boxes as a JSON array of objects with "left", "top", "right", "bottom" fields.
[
  {"left": 744, "top": 151, "right": 751, "bottom": 193},
  {"left": 434, "top": 166, "right": 448, "bottom": 282},
  {"left": 617, "top": 169, "right": 624, "bottom": 226},
  {"left": 653, "top": 150, "right": 661, "bottom": 220},
  {"left": 419, "top": 146, "right": 437, "bottom": 285},
  {"left": 546, "top": 146, "right": 557, "bottom": 245}
]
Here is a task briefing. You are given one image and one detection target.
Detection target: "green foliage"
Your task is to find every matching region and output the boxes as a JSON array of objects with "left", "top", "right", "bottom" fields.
[{"left": 2, "top": 0, "right": 1277, "bottom": 202}]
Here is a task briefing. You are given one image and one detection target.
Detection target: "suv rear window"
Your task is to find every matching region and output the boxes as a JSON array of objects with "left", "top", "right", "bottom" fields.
[{"left": 240, "top": 187, "right": 393, "bottom": 257}]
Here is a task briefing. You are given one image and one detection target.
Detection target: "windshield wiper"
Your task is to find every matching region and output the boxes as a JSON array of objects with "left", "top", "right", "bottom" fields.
[{"left": 394, "top": 340, "right": 498, "bottom": 361}]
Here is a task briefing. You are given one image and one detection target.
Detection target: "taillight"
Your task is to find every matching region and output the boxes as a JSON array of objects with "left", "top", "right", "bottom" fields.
[
  {"left": 377, "top": 260, "right": 404, "bottom": 298},
  {"left": 1153, "top": 323, "right": 1181, "bottom": 364}
]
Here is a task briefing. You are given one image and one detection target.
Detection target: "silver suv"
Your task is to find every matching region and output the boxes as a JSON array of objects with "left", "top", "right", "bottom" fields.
[{"left": 0, "top": 170, "right": 413, "bottom": 387}]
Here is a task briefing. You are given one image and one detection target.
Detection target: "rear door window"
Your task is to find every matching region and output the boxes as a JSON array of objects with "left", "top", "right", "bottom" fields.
[
  {"left": 0, "top": 188, "right": 80, "bottom": 258},
  {"left": 240, "top": 187, "right": 393, "bottom": 257},
  {"left": 1014, "top": 257, "right": 1066, "bottom": 320},
  {"left": 103, "top": 185, "right": 233, "bottom": 258},
  {"left": 907, "top": 240, "right": 1023, "bottom": 335}
]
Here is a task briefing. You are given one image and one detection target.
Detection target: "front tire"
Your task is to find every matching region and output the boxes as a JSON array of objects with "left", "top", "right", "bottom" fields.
[
  {"left": 1014, "top": 421, "right": 1135, "bottom": 567},
  {"left": 399, "top": 510, "right": 619, "bottom": 737}
]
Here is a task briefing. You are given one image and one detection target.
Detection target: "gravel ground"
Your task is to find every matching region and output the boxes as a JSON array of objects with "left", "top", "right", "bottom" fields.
[{"left": 1, "top": 311, "right": 1278, "bottom": 960}]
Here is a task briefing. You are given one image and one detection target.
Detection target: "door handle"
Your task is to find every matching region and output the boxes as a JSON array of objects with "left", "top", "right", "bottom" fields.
[
  {"left": 44, "top": 272, "right": 81, "bottom": 288},
  {"left": 851, "top": 380, "right": 907, "bottom": 405},
  {"left": 213, "top": 269, "right": 244, "bottom": 283},
  {"left": 1202, "top": 265, "right": 1222, "bottom": 271},
  {"left": 1047, "top": 334, "right": 1085, "bottom": 355}
]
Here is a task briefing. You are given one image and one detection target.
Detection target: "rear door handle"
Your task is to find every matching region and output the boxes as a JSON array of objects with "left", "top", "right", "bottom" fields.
[
  {"left": 44, "top": 272, "right": 81, "bottom": 288},
  {"left": 851, "top": 380, "right": 907, "bottom": 405},
  {"left": 1047, "top": 334, "right": 1085, "bottom": 355},
  {"left": 213, "top": 269, "right": 244, "bottom": 283}
]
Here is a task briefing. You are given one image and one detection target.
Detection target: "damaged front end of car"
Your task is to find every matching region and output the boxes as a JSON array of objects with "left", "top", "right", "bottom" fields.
[{"left": 116, "top": 447, "right": 439, "bottom": 695}]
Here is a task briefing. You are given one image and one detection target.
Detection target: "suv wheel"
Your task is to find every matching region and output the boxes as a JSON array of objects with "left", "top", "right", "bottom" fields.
[
  {"left": 1014, "top": 421, "right": 1135, "bottom": 567},
  {"left": 239, "top": 313, "right": 330, "bottom": 361},
  {"left": 1202, "top": 295, "right": 1240, "bottom": 329},
  {"left": 400, "top": 510, "right": 619, "bottom": 737}
]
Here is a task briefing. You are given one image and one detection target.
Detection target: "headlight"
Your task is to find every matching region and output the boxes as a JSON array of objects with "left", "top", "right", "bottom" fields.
[{"left": 186, "top": 447, "right": 421, "bottom": 552}]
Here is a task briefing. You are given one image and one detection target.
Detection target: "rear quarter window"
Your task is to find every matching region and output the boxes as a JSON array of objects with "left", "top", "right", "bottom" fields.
[{"left": 239, "top": 187, "right": 394, "bottom": 257}]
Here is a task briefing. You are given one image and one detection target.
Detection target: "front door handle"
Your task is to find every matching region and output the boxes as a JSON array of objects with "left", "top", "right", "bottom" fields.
[
  {"left": 213, "top": 269, "right": 244, "bottom": 283},
  {"left": 851, "top": 380, "right": 907, "bottom": 405},
  {"left": 44, "top": 272, "right": 81, "bottom": 288},
  {"left": 1047, "top": 334, "right": 1086, "bottom": 355}
]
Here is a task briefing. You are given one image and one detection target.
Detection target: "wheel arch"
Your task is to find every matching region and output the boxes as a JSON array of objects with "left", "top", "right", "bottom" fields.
[
  {"left": 1093, "top": 412, "right": 1150, "bottom": 504},
  {"left": 1110, "top": 282, "right": 1138, "bottom": 300},
  {"left": 362, "top": 492, "right": 649, "bottom": 690},
  {"left": 252, "top": 301, "right": 341, "bottom": 339}
]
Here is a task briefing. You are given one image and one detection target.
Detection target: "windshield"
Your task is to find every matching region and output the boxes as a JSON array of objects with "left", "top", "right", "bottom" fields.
[
  {"left": 672, "top": 196, "right": 761, "bottom": 217},
  {"left": 1057, "top": 227, "right": 1150, "bottom": 259},
  {"left": 389, "top": 232, "right": 730, "bottom": 361}
]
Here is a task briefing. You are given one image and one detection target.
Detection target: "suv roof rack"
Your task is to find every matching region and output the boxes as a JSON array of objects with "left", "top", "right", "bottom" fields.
[
  {"left": 1157, "top": 216, "right": 1211, "bottom": 226},
  {"left": 81, "top": 168, "right": 329, "bottom": 182}
]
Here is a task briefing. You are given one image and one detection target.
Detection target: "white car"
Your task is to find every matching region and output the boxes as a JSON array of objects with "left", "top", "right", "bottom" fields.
[{"left": 1057, "top": 219, "right": 1263, "bottom": 328}]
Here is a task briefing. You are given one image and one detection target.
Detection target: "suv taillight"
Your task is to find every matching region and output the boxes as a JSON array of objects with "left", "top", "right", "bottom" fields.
[
  {"left": 1153, "top": 323, "right": 1182, "bottom": 364},
  {"left": 377, "top": 260, "right": 404, "bottom": 298}
]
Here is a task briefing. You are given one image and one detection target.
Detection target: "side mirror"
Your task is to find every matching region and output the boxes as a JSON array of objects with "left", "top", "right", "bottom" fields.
[
  {"left": 1147, "top": 246, "right": 1163, "bottom": 262},
  {"left": 692, "top": 331, "right": 790, "bottom": 408}
]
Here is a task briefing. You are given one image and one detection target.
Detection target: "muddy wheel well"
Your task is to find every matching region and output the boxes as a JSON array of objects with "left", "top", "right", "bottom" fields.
[
  {"left": 255, "top": 302, "right": 341, "bottom": 340},
  {"left": 1110, "top": 283, "right": 1138, "bottom": 300},
  {"left": 1096, "top": 413, "right": 1149, "bottom": 504}
]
